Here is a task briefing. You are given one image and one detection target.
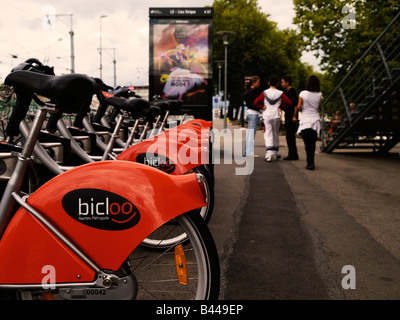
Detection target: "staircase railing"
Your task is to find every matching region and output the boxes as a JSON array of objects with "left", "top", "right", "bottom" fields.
[{"left": 320, "top": 10, "right": 400, "bottom": 152}]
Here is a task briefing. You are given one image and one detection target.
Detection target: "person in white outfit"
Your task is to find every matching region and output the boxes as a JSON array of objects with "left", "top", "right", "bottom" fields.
[
  {"left": 254, "top": 75, "right": 291, "bottom": 162},
  {"left": 293, "top": 75, "right": 322, "bottom": 170}
]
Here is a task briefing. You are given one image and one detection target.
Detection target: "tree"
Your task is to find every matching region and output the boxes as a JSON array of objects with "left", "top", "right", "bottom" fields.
[
  {"left": 212, "top": 0, "right": 313, "bottom": 118},
  {"left": 293, "top": 0, "right": 400, "bottom": 82}
]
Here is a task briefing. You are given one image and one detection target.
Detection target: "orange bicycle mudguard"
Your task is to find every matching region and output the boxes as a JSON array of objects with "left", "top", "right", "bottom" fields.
[
  {"left": 184, "top": 119, "right": 213, "bottom": 128},
  {"left": 117, "top": 137, "right": 209, "bottom": 174},
  {"left": 168, "top": 123, "right": 205, "bottom": 134},
  {"left": 154, "top": 125, "right": 210, "bottom": 148},
  {"left": 0, "top": 161, "right": 206, "bottom": 284}
]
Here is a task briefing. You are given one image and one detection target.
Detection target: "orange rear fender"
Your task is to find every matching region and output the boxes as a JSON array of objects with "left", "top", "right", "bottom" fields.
[
  {"left": 153, "top": 125, "right": 210, "bottom": 148},
  {"left": 117, "top": 138, "right": 209, "bottom": 174},
  {"left": 183, "top": 119, "right": 212, "bottom": 129}
]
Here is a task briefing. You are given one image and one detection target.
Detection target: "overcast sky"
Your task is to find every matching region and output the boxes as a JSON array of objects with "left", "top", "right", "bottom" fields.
[{"left": 0, "top": 0, "right": 316, "bottom": 87}]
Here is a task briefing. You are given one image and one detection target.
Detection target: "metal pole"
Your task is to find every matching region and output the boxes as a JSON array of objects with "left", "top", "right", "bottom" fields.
[
  {"left": 112, "top": 48, "right": 117, "bottom": 87},
  {"left": 100, "top": 15, "right": 107, "bottom": 79},
  {"left": 218, "top": 63, "right": 222, "bottom": 118},
  {"left": 224, "top": 44, "right": 228, "bottom": 130},
  {"left": 216, "top": 31, "right": 234, "bottom": 129},
  {"left": 104, "top": 48, "right": 117, "bottom": 87},
  {"left": 69, "top": 15, "right": 75, "bottom": 73},
  {"left": 56, "top": 14, "right": 75, "bottom": 73},
  {"left": 218, "top": 65, "right": 221, "bottom": 100},
  {"left": 100, "top": 18, "right": 103, "bottom": 79}
]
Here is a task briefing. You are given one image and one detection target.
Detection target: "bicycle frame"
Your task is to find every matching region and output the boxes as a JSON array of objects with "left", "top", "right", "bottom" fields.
[{"left": 35, "top": 109, "right": 212, "bottom": 175}]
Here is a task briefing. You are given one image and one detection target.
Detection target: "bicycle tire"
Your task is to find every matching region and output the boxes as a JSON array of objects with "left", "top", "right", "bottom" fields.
[{"left": 130, "top": 210, "right": 220, "bottom": 300}]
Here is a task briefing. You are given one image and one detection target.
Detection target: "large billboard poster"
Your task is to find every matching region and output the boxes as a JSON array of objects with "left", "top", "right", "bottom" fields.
[{"left": 149, "top": 8, "right": 213, "bottom": 120}]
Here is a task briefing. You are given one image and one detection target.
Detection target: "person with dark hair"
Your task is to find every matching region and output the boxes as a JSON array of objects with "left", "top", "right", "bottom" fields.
[
  {"left": 169, "top": 44, "right": 187, "bottom": 69},
  {"left": 293, "top": 75, "right": 322, "bottom": 170},
  {"left": 243, "top": 75, "right": 263, "bottom": 157},
  {"left": 254, "top": 75, "right": 291, "bottom": 162},
  {"left": 281, "top": 75, "right": 299, "bottom": 160}
]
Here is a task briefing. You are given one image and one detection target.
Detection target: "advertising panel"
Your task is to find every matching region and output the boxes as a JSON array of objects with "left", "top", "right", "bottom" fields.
[{"left": 149, "top": 8, "right": 213, "bottom": 120}]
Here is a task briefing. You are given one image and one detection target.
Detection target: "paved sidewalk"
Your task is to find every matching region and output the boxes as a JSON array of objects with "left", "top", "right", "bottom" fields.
[{"left": 209, "top": 117, "right": 400, "bottom": 300}]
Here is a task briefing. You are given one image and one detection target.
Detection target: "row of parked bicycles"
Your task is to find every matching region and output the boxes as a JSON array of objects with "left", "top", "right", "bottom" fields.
[{"left": 0, "top": 58, "right": 219, "bottom": 300}]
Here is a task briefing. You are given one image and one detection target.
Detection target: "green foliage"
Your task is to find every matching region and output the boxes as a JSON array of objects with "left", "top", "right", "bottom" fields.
[
  {"left": 212, "top": 0, "right": 314, "bottom": 110},
  {"left": 293, "top": 0, "right": 400, "bottom": 82}
]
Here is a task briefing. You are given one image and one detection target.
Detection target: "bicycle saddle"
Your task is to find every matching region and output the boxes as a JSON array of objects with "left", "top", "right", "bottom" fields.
[
  {"left": 93, "top": 78, "right": 140, "bottom": 99},
  {"left": 5, "top": 71, "right": 96, "bottom": 113},
  {"left": 111, "top": 87, "right": 131, "bottom": 98},
  {"left": 142, "top": 105, "right": 161, "bottom": 123},
  {"left": 152, "top": 99, "right": 182, "bottom": 113},
  {"left": 151, "top": 100, "right": 170, "bottom": 112},
  {"left": 93, "top": 77, "right": 114, "bottom": 92},
  {"left": 104, "top": 96, "right": 150, "bottom": 118},
  {"left": 11, "top": 58, "right": 56, "bottom": 76}
]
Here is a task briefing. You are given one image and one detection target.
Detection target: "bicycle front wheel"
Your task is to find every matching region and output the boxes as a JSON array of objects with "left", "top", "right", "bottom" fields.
[{"left": 129, "top": 210, "right": 220, "bottom": 300}]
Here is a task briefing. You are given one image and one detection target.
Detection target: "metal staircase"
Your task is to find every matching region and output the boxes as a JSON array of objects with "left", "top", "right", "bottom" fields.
[{"left": 321, "top": 11, "right": 400, "bottom": 153}]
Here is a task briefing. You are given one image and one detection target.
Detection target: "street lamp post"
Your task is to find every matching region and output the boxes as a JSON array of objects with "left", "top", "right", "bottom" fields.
[
  {"left": 99, "top": 15, "right": 108, "bottom": 80},
  {"left": 103, "top": 48, "right": 117, "bottom": 87},
  {"left": 216, "top": 31, "right": 235, "bottom": 130},
  {"left": 56, "top": 14, "right": 75, "bottom": 73},
  {"left": 215, "top": 60, "right": 224, "bottom": 118}
]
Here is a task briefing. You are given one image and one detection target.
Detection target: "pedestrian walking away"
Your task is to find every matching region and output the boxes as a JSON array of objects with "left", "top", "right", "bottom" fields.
[
  {"left": 243, "top": 75, "right": 263, "bottom": 157},
  {"left": 254, "top": 75, "right": 291, "bottom": 162},
  {"left": 293, "top": 75, "right": 322, "bottom": 170},
  {"left": 281, "top": 75, "right": 299, "bottom": 160}
]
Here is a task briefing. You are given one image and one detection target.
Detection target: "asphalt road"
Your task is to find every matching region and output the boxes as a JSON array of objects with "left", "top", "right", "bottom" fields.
[{"left": 208, "top": 118, "right": 400, "bottom": 300}]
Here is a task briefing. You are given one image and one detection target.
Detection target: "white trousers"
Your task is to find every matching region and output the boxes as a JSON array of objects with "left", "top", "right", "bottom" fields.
[{"left": 263, "top": 118, "right": 281, "bottom": 157}]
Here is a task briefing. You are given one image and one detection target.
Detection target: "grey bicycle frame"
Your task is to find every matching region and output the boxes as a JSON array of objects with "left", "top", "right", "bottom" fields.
[
  {"left": 0, "top": 106, "right": 52, "bottom": 238},
  {"left": 18, "top": 111, "right": 127, "bottom": 172},
  {"left": 57, "top": 113, "right": 126, "bottom": 161},
  {"left": 0, "top": 105, "right": 123, "bottom": 291}
]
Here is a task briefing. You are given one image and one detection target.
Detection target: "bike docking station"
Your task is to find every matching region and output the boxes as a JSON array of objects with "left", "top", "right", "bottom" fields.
[
  {"left": 0, "top": 57, "right": 220, "bottom": 301},
  {"left": 0, "top": 7, "right": 255, "bottom": 317}
]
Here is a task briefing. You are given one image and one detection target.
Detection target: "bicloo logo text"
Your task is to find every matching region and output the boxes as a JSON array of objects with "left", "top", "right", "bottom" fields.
[
  {"left": 78, "top": 197, "right": 134, "bottom": 221},
  {"left": 136, "top": 152, "right": 176, "bottom": 174},
  {"left": 62, "top": 189, "right": 140, "bottom": 231}
]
